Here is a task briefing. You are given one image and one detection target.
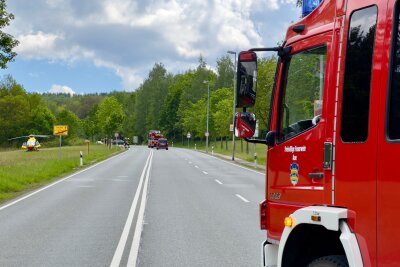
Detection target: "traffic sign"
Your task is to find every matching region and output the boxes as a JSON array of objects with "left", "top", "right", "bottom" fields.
[
  {"left": 53, "top": 125, "right": 68, "bottom": 136},
  {"left": 187, "top": 132, "right": 191, "bottom": 139},
  {"left": 133, "top": 136, "right": 139, "bottom": 144}
]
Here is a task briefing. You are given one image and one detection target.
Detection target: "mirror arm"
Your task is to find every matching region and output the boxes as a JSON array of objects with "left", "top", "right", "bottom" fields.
[{"left": 249, "top": 46, "right": 292, "bottom": 58}]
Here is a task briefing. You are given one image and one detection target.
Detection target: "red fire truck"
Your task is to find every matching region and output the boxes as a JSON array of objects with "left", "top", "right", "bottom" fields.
[
  {"left": 147, "top": 130, "right": 163, "bottom": 148},
  {"left": 235, "top": 0, "right": 400, "bottom": 266}
]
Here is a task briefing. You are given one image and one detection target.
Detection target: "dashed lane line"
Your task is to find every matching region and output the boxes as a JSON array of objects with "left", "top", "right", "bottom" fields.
[
  {"left": 235, "top": 194, "right": 250, "bottom": 203},
  {"left": 215, "top": 179, "right": 223, "bottom": 185}
]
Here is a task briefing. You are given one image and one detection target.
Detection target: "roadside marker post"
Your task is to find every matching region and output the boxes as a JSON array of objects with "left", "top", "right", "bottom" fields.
[{"left": 80, "top": 151, "right": 83, "bottom": 166}]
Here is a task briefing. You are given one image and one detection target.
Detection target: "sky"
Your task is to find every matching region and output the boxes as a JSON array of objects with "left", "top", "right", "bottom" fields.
[{"left": 3, "top": 0, "right": 301, "bottom": 95}]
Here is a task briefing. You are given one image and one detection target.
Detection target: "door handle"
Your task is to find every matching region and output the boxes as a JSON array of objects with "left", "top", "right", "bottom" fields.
[
  {"left": 324, "top": 142, "right": 333, "bottom": 170},
  {"left": 308, "top": 172, "right": 324, "bottom": 179}
]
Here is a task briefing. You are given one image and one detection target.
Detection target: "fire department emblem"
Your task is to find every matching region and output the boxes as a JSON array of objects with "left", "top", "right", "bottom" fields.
[{"left": 290, "top": 163, "right": 299, "bottom": 186}]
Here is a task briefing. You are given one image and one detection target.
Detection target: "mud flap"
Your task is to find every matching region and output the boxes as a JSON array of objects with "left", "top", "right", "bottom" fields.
[{"left": 262, "top": 240, "right": 278, "bottom": 267}]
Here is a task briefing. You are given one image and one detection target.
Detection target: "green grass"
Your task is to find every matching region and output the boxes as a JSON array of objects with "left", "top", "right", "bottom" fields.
[
  {"left": 173, "top": 139, "right": 267, "bottom": 166},
  {"left": 0, "top": 144, "right": 123, "bottom": 202}
]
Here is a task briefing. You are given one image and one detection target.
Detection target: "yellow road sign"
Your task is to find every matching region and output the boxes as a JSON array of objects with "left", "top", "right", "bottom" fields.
[{"left": 54, "top": 125, "right": 68, "bottom": 136}]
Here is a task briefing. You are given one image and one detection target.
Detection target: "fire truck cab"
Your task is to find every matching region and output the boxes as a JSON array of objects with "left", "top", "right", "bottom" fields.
[
  {"left": 235, "top": 0, "right": 400, "bottom": 266},
  {"left": 148, "top": 130, "right": 163, "bottom": 148}
]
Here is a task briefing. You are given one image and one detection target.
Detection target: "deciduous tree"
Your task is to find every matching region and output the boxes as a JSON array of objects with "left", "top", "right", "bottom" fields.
[
  {"left": 96, "top": 96, "right": 125, "bottom": 139},
  {"left": 0, "top": 0, "right": 18, "bottom": 69}
]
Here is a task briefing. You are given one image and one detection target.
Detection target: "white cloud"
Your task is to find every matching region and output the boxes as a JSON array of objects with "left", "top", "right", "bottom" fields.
[
  {"left": 16, "top": 31, "right": 61, "bottom": 59},
  {"left": 8, "top": 0, "right": 300, "bottom": 91},
  {"left": 48, "top": 84, "right": 76, "bottom": 95}
]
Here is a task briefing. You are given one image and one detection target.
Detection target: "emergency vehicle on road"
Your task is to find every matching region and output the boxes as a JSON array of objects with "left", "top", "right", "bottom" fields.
[
  {"left": 235, "top": 0, "right": 400, "bottom": 266},
  {"left": 147, "top": 130, "right": 163, "bottom": 148}
]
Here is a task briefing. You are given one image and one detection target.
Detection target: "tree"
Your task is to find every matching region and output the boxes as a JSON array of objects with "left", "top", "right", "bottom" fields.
[
  {"left": 176, "top": 59, "right": 217, "bottom": 139},
  {"left": 28, "top": 105, "right": 56, "bottom": 135},
  {"left": 215, "top": 55, "right": 234, "bottom": 89},
  {"left": 96, "top": 96, "right": 125, "bottom": 139},
  {"left": 159, "top": 75, "right": 184, "bottom": 140},
  {"left": 82, "top": 104, "right": 100, "bottom": 141},
  {"left": 0, "top": 0, "right": 19, "bottom": 69},
  {"left": 0, "top": 76, "right": 30, "bottom": 144},
  {"left": 56, "top": 109, "right": 81, "bottom": 138},
  {"left": 133, "top": 63, "right": 172, "bottom": 140},
  {"left": 121, "top": 92, "right": 136, "bottom": 140},
  {"left": 181, "top": 98, "right": 207, "bottom": 139},
  {"left": 211, "top": 87, "right": 233, "bottom": 138}
]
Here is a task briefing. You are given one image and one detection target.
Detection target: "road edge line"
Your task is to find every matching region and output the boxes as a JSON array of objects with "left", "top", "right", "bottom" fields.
[{"left": 0, "top": 150, "right": 127, "bottom": 212}]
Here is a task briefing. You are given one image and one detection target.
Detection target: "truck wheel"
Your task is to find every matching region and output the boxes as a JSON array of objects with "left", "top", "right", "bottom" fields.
[{"left": 307, "top": 255, "right": 348, "bottom": 267}]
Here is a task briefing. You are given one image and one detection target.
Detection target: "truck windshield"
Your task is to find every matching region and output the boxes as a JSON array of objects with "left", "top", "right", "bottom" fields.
[{"left": 279, "top": 46, "right": 327, "bottom": 142}]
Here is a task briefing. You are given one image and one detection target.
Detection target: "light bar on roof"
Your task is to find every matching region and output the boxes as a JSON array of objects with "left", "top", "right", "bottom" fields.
[{"left": 302, "top": 0, "right": 322, "bottom": 17}]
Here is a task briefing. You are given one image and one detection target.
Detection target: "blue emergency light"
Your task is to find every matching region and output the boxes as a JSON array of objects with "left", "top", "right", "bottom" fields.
[{"left": 302, "top": 0, "right": 322, "bottom": 17}]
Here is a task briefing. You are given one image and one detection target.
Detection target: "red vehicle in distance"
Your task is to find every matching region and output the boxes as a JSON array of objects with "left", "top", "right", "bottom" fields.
[
  {"left": 156, "top": 138, "right": 168, "bottom": 150},
  {"left": 147, "top": 130, "right": 164, "bottom": 148}
]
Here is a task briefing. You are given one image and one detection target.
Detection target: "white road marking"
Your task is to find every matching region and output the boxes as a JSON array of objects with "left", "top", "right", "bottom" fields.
[
  {"left": 110, "top": 151, "right": 153, "bottom": 267},
  {"left": 117, "top": 175, "right": 128, "bottom": 178},
  {"left": 189, "top": 161, "right": 192, "bottom": 164},
  {"left": 0, "top": 151, "right": 127, "bottom": 212},
  {"left": 202, "top": 171, "right": 208, "bottom": 175},
  {"left": 195, "top": 165, "right": 199, "bottom": 169},
  {"left": 235, "top": 194, "right": 250, "bottom": 203},
  {"left": 127, "top": 149, "right": 153, "bottom": 267},
  {"left": 215, "top": 179, "right": 223, "bottom": 185}
]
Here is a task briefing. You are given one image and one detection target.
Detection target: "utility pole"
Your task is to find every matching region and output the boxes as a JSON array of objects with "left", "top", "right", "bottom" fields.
[
  {"left": 203, "top": 80, "right": 210, "bottom": 153},
  {"left": 227, "top": 50, "right": 237, "bottom": 161}
]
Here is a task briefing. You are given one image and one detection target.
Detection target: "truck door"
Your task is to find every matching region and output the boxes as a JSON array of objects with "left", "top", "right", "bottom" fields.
[
  {"left": 334, "top": 2, "right": 381, "bottom": 266},
  {"left": 266, "top": 33, "right": 332, "bottom": 240},
  {"left": 377, "top": 0, "right": 400, "bottom": 265}
]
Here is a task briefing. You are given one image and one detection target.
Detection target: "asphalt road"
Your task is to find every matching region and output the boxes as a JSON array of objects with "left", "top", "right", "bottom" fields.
[{"left": 0, "top": 146, "right": 266, "bottom": 267}]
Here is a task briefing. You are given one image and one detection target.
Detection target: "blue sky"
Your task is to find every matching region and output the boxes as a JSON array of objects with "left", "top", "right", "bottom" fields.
[{"left": 4, "top": 0, "right": 300, "bottom": 95}]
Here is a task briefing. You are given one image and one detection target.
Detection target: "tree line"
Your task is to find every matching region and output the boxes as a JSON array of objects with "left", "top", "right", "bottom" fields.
[
  {"left": 0, "top": 0, "right": 282, "bottom": 147},
  {"left": 0, "top": 55, "right": 278, "bottom": 147}
]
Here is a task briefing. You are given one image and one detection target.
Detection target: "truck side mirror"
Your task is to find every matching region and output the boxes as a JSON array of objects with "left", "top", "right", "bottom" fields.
[
  {"left": 236, "top": 51, "right": 257, "bottom": 108},
  {"left": 235, "top": 112, "right": 256, "bottom": 138}
]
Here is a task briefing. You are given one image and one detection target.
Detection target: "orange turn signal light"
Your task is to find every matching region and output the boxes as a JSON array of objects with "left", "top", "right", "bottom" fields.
[
  {"left": 311, "top": 215, "right": 321, "bottom": 222},
  {"left": 284, "top": 216, "right": 294, "bottom": 227}
]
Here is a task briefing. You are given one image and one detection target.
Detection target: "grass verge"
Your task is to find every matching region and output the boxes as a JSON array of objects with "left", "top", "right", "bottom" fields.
[
  {"left": 0, "top": 144, "right": 123, "bottom": 203},
  {"left": 173, "top": 139, "right": 267, "bottom": 167}
]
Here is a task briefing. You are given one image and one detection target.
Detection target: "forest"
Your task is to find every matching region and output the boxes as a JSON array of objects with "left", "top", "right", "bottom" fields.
[{"left": 0, "top": 55, "right": 278, "bottom": 148}]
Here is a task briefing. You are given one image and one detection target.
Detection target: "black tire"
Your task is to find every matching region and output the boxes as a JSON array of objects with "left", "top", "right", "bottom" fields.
[
  {"left": 307, "top": 255, "right": 349, "bottom": 267},
  {"left": 156, "top": 147, "right": 159, "bottom": 150}
]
